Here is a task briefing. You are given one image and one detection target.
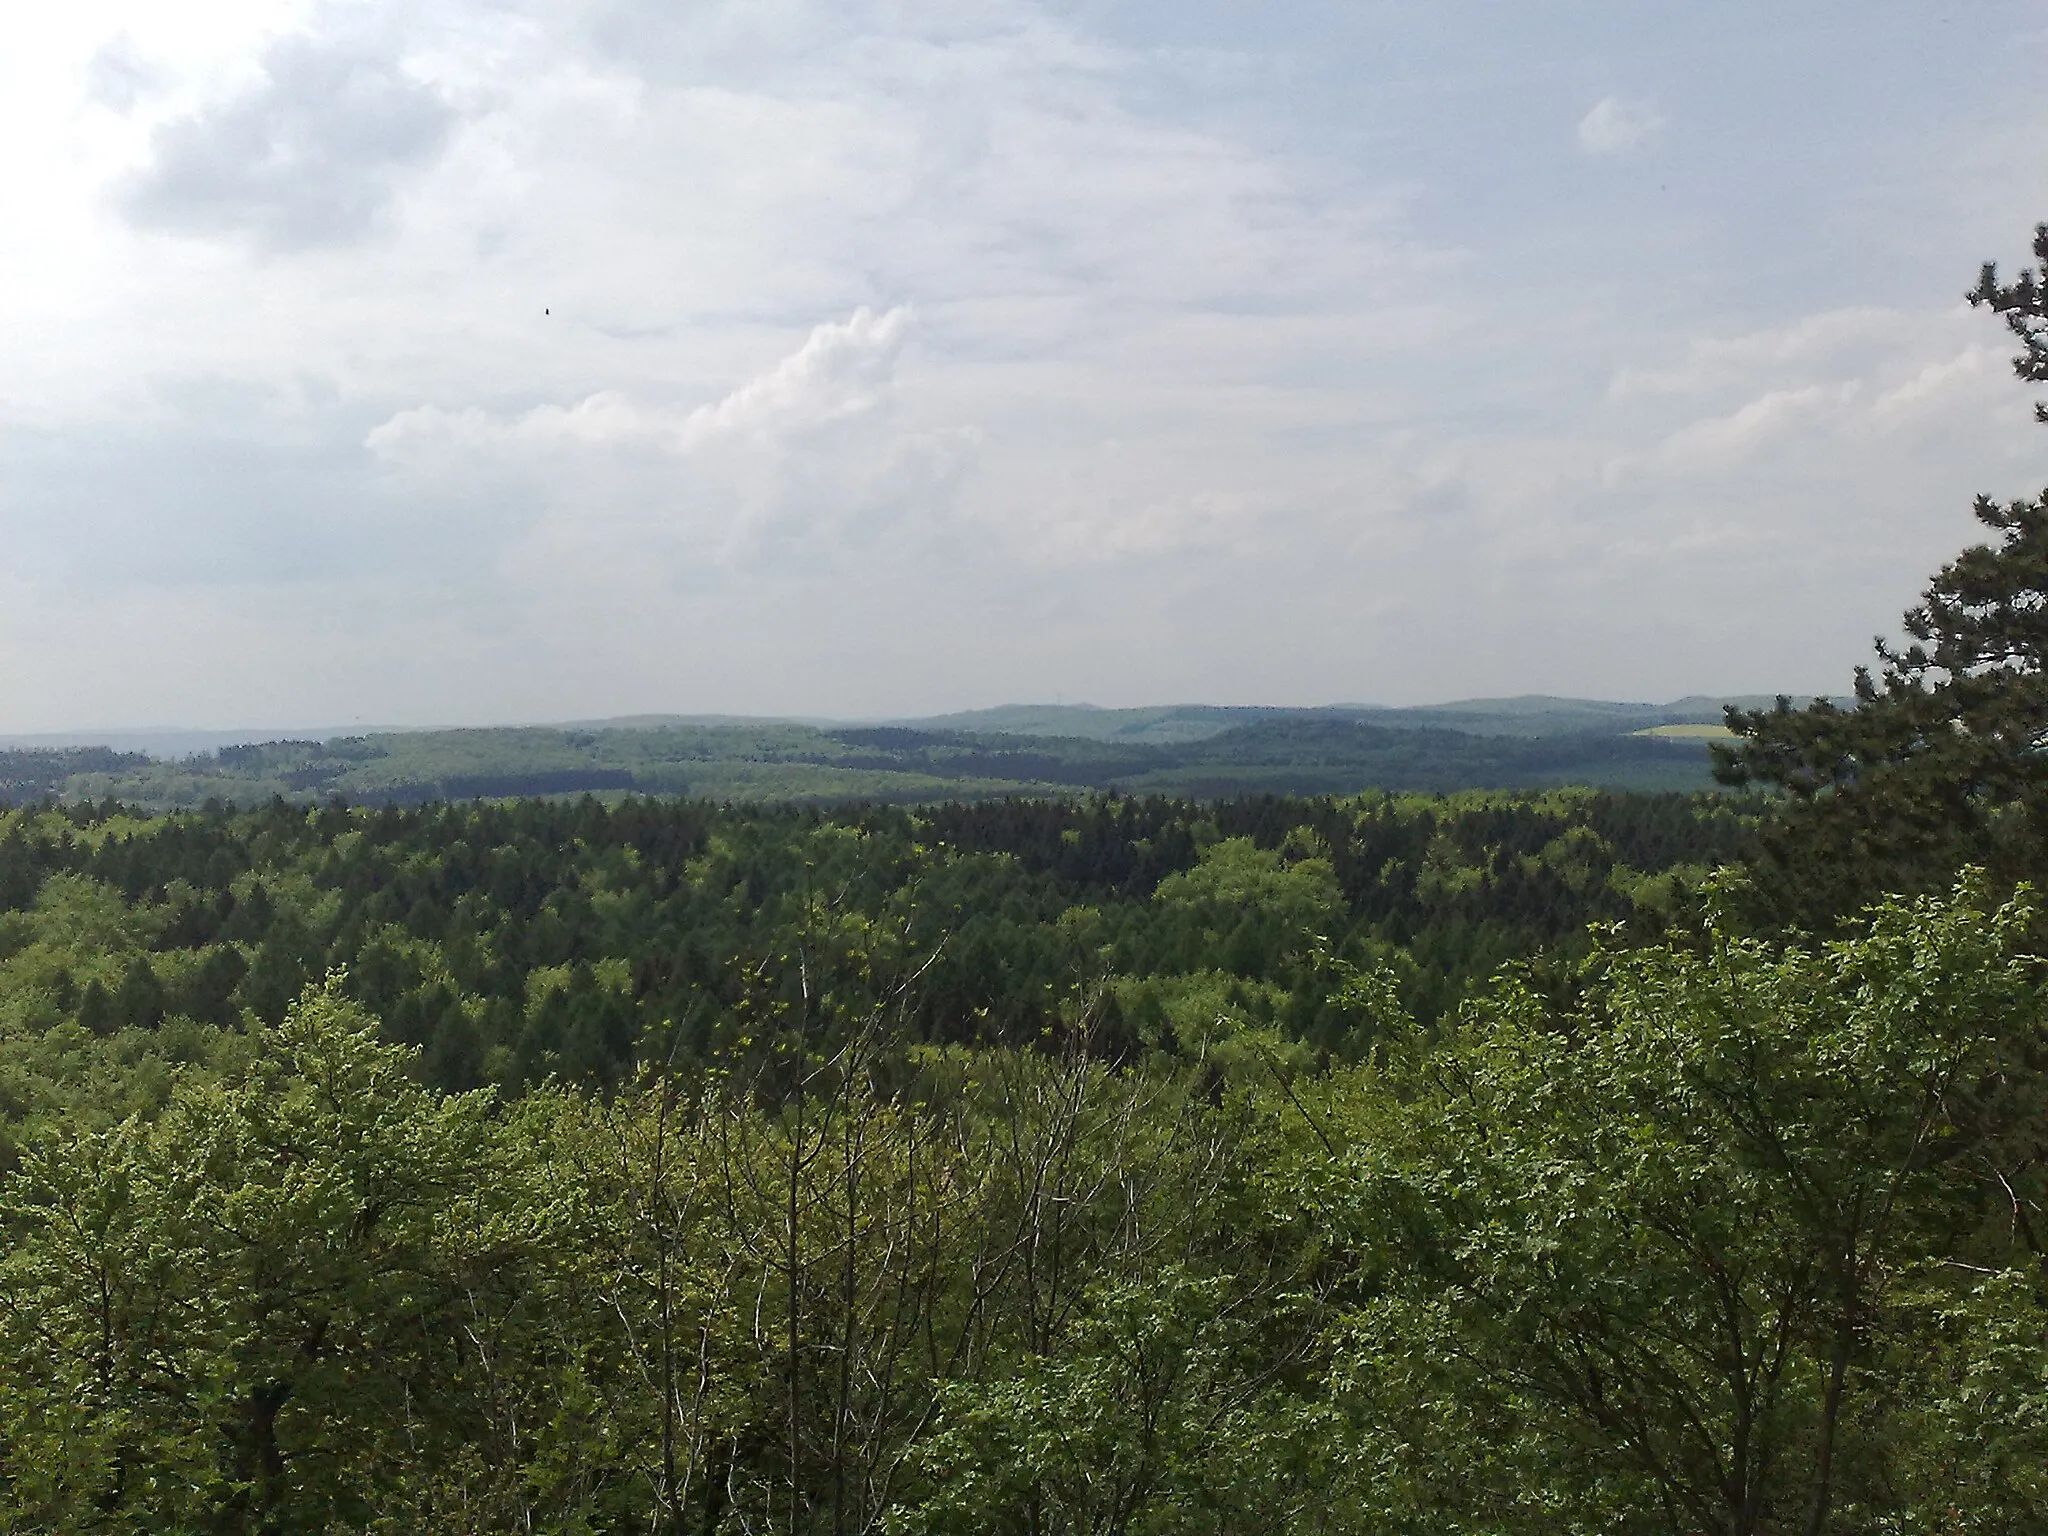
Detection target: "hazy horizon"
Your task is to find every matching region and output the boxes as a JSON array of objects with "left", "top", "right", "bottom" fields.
[
  {"left": 0, "top": 690, "right": 1816, "bottom": 760},
  {"left": 8, "top": 2, "right": 2048, "bottom": 731}
]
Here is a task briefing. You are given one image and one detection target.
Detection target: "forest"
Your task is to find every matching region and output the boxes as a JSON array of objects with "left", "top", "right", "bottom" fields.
[
  {"left": 7, "top": 240, "right": 2048, "bottom": 1536},
  {"left": 0, "top": 788, "right": 1749, "bottom": 1124},
  {"left": 0, "top": 694, "right": 1747, "bottom": 813}
]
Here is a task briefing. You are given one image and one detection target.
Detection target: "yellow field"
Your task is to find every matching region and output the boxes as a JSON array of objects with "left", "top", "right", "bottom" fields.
[{"left": 1634, "top": 722, "right": 1737, "bottom": 740}]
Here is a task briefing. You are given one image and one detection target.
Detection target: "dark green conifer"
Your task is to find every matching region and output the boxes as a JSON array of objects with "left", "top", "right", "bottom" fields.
[
  {"left": 1716, "top": 224, "right": 2048, "bottom": 923},
  {"left": 113, "top": 957, "right": 166, "bottom": 1030},
  {"left": 76, "top": 977, "right": 114, "bottom": 1035}
]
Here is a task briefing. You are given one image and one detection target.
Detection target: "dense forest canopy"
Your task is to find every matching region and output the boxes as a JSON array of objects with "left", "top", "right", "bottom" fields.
[
  {"left": 0, "top": 788, "right": 1744, "bottom": 1132},
  {"left": 3, "top": 853, "right": 2040, "bottom": 1534},
  {"left": 10, "top": 232, "right": 2048, "bottom": 1535}
]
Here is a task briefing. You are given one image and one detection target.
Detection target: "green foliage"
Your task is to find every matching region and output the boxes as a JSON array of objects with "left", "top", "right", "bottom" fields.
[
  {"left": 1331, "top": 879, "right": 2048, "bottom": 1535},
  {"left": 2, "top": 878, "right": 2041, "bottom": 1532},
  {"left": 0, "top": 979, "right": 514, "bottom": 1532},
  {"left": 0, "top": 791, "right": 1747, "bottom": 1112}
]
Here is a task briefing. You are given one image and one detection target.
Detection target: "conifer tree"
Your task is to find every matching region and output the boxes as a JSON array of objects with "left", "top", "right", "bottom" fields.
[{"left": 1715, "top": 224, "right": 2048, "bottom": 922}]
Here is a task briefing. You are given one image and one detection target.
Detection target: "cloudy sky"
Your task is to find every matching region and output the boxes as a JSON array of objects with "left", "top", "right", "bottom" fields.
[{"left": 5, "top": 0, "right": 2048, "bottom": 730}]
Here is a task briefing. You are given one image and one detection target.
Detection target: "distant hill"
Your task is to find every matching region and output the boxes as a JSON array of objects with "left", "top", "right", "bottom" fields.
[
  {"left": 1338, "top": 694, "right": 1822, "bottom": 739},
  {"left": 0, "top": 694, "right": 1854, "bottom": 810},
  {"left": 0, "top": 727, "right": 387, "bottom": 758},
  {"left": 897, "top": 704, "right": 1290, "bottom": 744},
  {"left": 4, "top": 696, "right": 1844, "bottom": 761},
  {"left": 1, "top": 712, "right": 1747, "bottom": 812},
  {"left": 897, "top": 695, "right": 1835, "bottom": 745},
  {"left": 0, "top": 747, "right": 155, "bottom": 801}
]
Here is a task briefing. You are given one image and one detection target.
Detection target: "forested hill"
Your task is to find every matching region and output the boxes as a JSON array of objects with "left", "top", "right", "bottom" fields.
[
  {"left": 904, "top": 693, "right": 1791, "bottom": 742},
  {"left": 0, "top": 746, "right": 152, "bottom": 802},
  {"left": 0, "top": 697, "right": 1756, "bottom": 810}
]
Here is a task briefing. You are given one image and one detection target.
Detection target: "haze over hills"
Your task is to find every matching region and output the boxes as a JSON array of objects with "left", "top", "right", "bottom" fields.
[
  {"left": 0, "top": 695, "right": 1819, "bottom": 758},
  {"left": 902, "top": 696, "right": 1815, "bottom": 744},
  {"left": 0, "top": 695, "right": 1824, "bottom": 809}
]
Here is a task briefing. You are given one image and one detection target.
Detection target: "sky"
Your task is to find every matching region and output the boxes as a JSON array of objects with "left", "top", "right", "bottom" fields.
[{"left": 5, "top": 0, "right": 2048, "bottom": 730}]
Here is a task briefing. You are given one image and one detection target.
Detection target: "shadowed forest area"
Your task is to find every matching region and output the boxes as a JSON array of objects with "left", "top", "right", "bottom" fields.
[{"left": 10, "top": 235, "right": 2048, "bottom": 1535}]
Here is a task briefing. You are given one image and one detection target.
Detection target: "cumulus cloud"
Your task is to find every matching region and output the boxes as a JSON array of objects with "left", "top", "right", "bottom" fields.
[
  {"left": 364, "top": 305, "right": 961, "bottom": 575},
  {"left": 119, "top": 20, "right": 454, "bottom": 248},
  {"left": 365, "top": 393, "right": 675, "bottom": 461},
  {"left": 1576, "top": 95, "right": 1663, "bottom": 156},
  {"left": 682, "top": 306, "right": 914, "bottom": 445},
  {"left": 1602, "top": 308, "right": 2036, "bottom": 482},
  {"left": 367, "top": 306, "right": 916, "bottom": 462}
]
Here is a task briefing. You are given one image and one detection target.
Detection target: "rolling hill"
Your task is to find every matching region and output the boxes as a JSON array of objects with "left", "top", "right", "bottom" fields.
[{"left": 0, "top": 694, "right": 1813, "bottom": 808}]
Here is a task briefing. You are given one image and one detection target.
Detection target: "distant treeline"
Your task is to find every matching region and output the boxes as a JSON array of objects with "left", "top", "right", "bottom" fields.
[
  {"left": 8, "top": 712, "right": 1727, "bottom": 812},
  {"left": 0, "top": 747, "right": 152, "bottom": 802}
]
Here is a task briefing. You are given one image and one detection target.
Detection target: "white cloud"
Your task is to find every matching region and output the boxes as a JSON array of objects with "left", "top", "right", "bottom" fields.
[
  {"left": 366, "top": 392, "right": 673, "bottom": 461},
  {"left": 363, "top": 303, "right": 960, "bottom": 577},
  {"left": 4, "top": 1, "right": 2048, "bottom": 726},
  {"left": 1609, "top": 308, "right": 1900, "bottom": 401},
  {"left": 1599, "top": 307, "right": 2039, "bottom": 482},
  {"left": 1873, "top": 345, "right": 2006, "bottom": 422},
  {"left": 680, "top": 306, "right": 914, "bottom": 445},
  {"left": 1656, "top": 382, "right": 1859, "bottom": 470},
  {"left": 118, "top": 10, "right": 455, "bottom": 248},
  {"left": 366, "top": 305, "right": 916, "bottom": 462},
  {"left": 1576, "top": 95, "right": 1664, "bottom": 156}
]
